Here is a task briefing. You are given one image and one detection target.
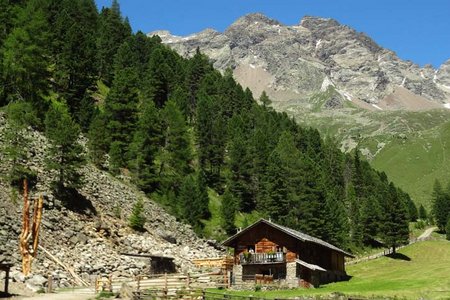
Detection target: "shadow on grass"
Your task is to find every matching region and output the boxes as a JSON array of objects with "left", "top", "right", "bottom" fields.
[
  {"left": 386, "top": 252, "right": 411, "bottom": 261},
  {"left": 54, "top": 186, "right": 97, "bottom": 216}
]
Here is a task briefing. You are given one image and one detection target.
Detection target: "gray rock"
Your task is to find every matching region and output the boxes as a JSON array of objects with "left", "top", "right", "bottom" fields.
[{"left": 152, "top": 14, "right": 450, "bottom": 106}]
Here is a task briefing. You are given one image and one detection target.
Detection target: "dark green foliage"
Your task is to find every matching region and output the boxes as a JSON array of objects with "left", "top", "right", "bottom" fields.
[
  {"left": 129, "top": 198, "right": 146, "bottom": 231},
  {"left": 50, "top": 0, "right": 98, "bottom": 115},
  {"left": 359, "top": 197, "right": 381, "bottom": 244},
  {"left": 87, "top": 111, "right": 109, "bottom": 168},
  {"left": 419, "top": 204, "right": 427, "bottom": 220},
  {"left": 381, "top": 183, "right": 409, "bottom": 253},
  {"left": 45, "top": 100, "right": 85, "bottom": 190},
  {"left": 104, "top": 67, "right": 139, "bottom": 172},
  {"left": 221, "top": 189, "right": 236, "bottom": 235},
  {"left": 96, "top": 0, "right": 131, "bottom": 84},
  {"left": 259, "top": 91, "right": 272, "bottom": 109},
  {"left": 0, "top": 1, "right": 414, "bottom": 250},
  {"left": 178, "top": 173, "right": 210, "bottom": 234},
  {"left": 2, "top": 102, "right": 38, "bottom": 187},
  {"left": 431, "top": 180, "right": 450, "bottom": 232},
  {"left": 129, "top": 99, "right": 162, "bottom": 192},
  {"left": 157, "top": 99, "right": 193, "bottom": 191},
  {"left": 1, "top": 0, "right": 50, "bottom": 110}
]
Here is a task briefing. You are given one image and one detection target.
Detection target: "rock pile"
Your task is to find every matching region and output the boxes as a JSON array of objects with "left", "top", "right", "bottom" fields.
[{"left": 0, "top": 114, "right": 224, "bottom": 291}]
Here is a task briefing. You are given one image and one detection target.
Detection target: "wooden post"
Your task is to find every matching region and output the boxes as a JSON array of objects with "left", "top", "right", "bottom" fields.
[
  {"left": 186, "top": 273, "right": 190, "bottom": 288},
  {"left": 164, "top": 272, "right": 168, "bottom": 291},
  {"left": 227, "top": 271, "right": 231, "bottom": 288},
  {"left": 4, "top": 267, "right": 9, "bottom": 294},
  {"left": 136, "top": 275, "right": 141, "bottom": 291},
  {"left": 202, "top": 289, "right": 206, "bottom": 300},
  {"left": 47, "top": 275, "right": 53, "bottom": 293}
]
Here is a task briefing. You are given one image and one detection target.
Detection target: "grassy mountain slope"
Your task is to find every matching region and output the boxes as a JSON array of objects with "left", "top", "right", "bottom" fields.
[
  {"left": 282, "top": 90, "right": 450, "bottom": 208},
  {"left": 371, "top": 120, "right": 450, "bottom": 209}
]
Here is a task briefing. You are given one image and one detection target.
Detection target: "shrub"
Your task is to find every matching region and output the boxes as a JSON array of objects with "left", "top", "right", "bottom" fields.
[{"left": 128, "top": 198, "right": 146, "bottom": 231}]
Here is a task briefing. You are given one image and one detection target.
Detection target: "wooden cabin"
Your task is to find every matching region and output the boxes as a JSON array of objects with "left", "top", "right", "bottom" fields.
[{"left": 222, "top": 219, "right": 354, "bottom": 288}]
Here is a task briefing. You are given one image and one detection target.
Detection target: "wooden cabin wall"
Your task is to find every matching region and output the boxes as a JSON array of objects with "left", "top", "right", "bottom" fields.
[{"left": 232, "top": 223, "right": 299, "bottom": 262}]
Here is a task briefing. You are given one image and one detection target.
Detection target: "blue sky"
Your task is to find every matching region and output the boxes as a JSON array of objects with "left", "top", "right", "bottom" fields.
[{"left": 95, "top": 0, "right": 450, "bottom": 68}]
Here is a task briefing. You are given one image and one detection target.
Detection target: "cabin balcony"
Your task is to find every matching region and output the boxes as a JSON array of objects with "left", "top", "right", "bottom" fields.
[{"left": 239, "top": 252, "right": 286, "bottom": 265}]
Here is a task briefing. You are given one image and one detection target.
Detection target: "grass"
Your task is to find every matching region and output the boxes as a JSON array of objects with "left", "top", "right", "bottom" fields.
[{"left": 213, "top": 239, "right": 450, "bottom": 299}]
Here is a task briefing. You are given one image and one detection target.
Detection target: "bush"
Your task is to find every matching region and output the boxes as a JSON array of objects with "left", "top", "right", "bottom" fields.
[{"left": 128, "top": 198, "right": 146, "bottom": 231}]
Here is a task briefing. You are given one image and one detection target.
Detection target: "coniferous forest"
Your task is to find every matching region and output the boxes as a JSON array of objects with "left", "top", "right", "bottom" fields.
[{"left": 0, "top": 0, "right": 417, "bottom": 252}]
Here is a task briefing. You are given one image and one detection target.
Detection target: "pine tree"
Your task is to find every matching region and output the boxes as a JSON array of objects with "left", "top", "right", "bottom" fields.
[
  {"left": 228, "top": 115, "right": 254, "bottom": 212},
  {"left": 158, "top": 99, "right": 193, "bottom": 191},
  {"left": 432, "top": 180, "right": 450, "bottom": 232},
  {"left": 87, "top": 110, "right": 109, "bottom": 168},
  {"left": 259, "top": 91, "right": 272, "bottom": 109},
  {"left": 129, "top": 99, "right": 162, "bottom": 193},
  {"left": 50, "top": 0, "right": 98, "bottom": 115},
  {"left": 382, "top": 183, "right": 409, "bottom": 253},
  {"left": 45, "top": 100, "right": 85, "bottom": 190},
  {"left": 1, "top": 0, "right": 50, "bottom": 110},
  {"left": 129, "top": 198, "right": 146, "bottom": 231},
  {"left": 2, "top": 101, "right": 38, "bottom": 187},
  {"left": 105, "top": 67, "right": 139, "bottom": 173},
  {"left": 221, "top": 189, "right": 236, "bottom": 235},
  {"left": 418, "top": 204, "right": 427, "bottom": 220},
  {"left": 96, "top": 0, "right": 131, "bottom": 84},
  {"left": 359, "top": 196, "right": 381, "bottom": 244}
]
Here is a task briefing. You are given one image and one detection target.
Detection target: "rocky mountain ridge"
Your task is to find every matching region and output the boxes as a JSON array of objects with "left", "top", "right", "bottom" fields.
[
  {"left": 0, "top": 113, "right": 223, "bottom": 291},
  {"left": 151, "top": 13, "right": 450, "bottom": 111}
]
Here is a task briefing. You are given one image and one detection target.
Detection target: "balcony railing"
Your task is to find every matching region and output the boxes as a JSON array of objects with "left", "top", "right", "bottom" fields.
[{"left": 239, "top": 252, "right": 286, "bottom": 265}]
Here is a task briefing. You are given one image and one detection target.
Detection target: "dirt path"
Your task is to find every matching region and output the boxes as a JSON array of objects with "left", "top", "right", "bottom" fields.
[
  {"left": 417, "top": 226, "right": 436, "bottom": 240},
  {"left": 13, "top": 291, "right": 94, "bottom": 300}
]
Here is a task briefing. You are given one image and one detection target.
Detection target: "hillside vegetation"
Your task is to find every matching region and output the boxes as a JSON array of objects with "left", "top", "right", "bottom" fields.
[
  {"left": 0, "top": 0, "right": 418, "bottom": 256},
  {"left": 285, "top": 96, "right": 450, "bottom": 208}
]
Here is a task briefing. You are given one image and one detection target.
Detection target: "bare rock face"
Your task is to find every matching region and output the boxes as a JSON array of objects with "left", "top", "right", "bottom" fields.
[{"left": 150, "top": 13, "right": 450, "bottom": 109}]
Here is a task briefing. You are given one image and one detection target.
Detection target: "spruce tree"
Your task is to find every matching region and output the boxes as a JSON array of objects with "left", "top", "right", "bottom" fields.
[
  {"left": 1, "top": 0, "right": 50, "bottom": 110},
  {"left": 87, "top": 111, "right": 109, "bottom": 168},
  {"left": 104, "top": 67, "right": 139, "bottom": 173},
  {"left": 158, "top": 99, "right": 193, "bottom": 191},
  {"left": 129, "top": 198, "right": 146, "bottom": 231},
  {"left": 221, "top": 189, "right": 236, "bottom": 235},
  {"left": 432, "top": 180, "right": 450, "bottom": 232},
  {"left": 96, "top": 0, "right": 131, "bottom": 83},
  {"left": 259, "top": 91, "right": 272, "bottom": 109},
  {"left": 129, "top": 99, "right": 162, "bottom": 193},
  {"left": 418, "top": 204, "right": 427, "bottom": 220},
  {"left": 382, "top": 183, "right": 409, "bottom": 253},
  {"left": 2, "top": 102, "right": 38, "bottom": 187},
  {"left": 45, "top": 100, "right": 85, "bottom": 190}
]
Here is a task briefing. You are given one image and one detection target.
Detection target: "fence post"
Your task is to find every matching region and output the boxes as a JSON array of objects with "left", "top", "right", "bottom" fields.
[
  {"left": 47, "top": 275, "right": 53, "bottom": 293},
  {"left": 227, "top": 271, "right": 231, "bottom": 288},
  {"left": 202, "top": 289, "right": 206, "bottom": 300},
  {"left": 186, "top": 272, "right": 190, "bottom": 289},
  {"left": 136, "top": 275, "right": 141, "bottom": 292}
]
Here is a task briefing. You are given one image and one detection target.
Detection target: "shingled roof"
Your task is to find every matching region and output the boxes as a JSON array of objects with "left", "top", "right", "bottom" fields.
[{"left": 222, "top": 219, "right": 354, "bottom": 258}]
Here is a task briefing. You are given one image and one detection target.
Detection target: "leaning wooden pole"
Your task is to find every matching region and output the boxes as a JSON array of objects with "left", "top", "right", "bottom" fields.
[
  {"left": 19, "top": 179, "right": 31, "bottom": 275},
  {"left": 32, "top": 195, "right": 43, "bottom": 257}
]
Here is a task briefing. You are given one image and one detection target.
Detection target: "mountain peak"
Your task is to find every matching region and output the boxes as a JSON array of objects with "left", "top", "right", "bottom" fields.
[
  {"left": 300, "top": 15, "right": 340, "bottom": 28},
  {"left": 229, "top": 13, "right": 282, "bottom": 28}
]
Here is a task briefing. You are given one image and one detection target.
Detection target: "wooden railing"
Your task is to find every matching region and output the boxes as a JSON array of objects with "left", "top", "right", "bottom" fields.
[{"left": 239, "top": 252, "right": 285, "bottom": 265}]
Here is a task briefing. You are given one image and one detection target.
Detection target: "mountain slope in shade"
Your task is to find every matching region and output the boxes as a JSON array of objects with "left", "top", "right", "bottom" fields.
[{"left": 151, "top": 13, "right": 450, "bottom": 111}]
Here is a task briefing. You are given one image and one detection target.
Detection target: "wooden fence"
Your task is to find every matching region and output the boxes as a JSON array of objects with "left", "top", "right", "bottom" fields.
[{"left": 134, "top": 288, "right": 372, "bottom": 300}]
